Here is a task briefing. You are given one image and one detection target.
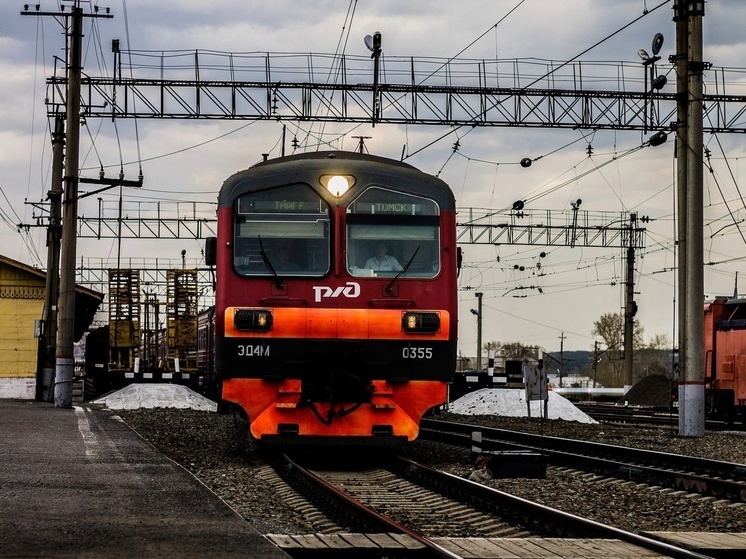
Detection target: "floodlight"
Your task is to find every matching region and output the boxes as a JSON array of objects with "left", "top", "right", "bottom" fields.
[{"left": 652, "top": 33, "right": 664, "bottom": 55}]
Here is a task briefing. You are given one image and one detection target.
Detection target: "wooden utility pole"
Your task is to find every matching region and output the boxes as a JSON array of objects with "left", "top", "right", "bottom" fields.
[
  {"left": 22, "top": 3, "right": 113, "bottom": 407},
  {"left": 54, "top": 4, "right": 84, "bottom": 408},
  {"left": 36, "top": 116, "right": 64, "bottom": 401}
]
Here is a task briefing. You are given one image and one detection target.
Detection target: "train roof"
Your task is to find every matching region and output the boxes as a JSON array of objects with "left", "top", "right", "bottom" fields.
[{"left": 218, "top": 150, "right": 455, "bottom": 209}]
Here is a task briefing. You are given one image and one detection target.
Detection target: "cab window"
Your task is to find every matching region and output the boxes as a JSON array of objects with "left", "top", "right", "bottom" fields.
[
  {"left": 346, "top": 187, "right": 440, "bottom": 278},
  {"left": 234, "top": 184, "right": 330, "bottom": 276}
]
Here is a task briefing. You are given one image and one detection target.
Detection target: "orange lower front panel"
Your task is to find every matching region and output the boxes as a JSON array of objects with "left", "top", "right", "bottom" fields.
[
  {"left": 222, "top": 378, "right": 447, "bottom": 442},
  {"left": 224, "top": 307, "right": 450, "bottom": 341}
]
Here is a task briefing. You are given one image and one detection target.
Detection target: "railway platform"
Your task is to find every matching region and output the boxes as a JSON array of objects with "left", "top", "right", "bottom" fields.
[{"left": 0, "top": 399, "right": 289, "bottom": 558}]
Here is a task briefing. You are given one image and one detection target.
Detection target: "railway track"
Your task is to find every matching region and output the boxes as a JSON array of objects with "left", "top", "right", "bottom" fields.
[
  {"left": 420, "top": 418, "right": 746, "bottom": 503},
  {"left": 262, "top": 450, "right": 715, "bottom": 559},
  {"left": 575, "top": 402, "right": 743, "bottom": 431},
  {"left": 118, "top": 408, "right": 746, "bottom": 557}
]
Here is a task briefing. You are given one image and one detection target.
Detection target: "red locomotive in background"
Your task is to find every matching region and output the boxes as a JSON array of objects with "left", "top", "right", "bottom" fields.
[
  {"left": 204, "top": 151, "right": 459, "bottom": 444},
  {"left": 703, "top": 296, "right": 746, "bottom": 423}
]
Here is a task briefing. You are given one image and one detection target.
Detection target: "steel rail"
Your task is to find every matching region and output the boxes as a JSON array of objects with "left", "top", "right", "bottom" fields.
[
  {"left": 420, "top": 419, "right": 746, "bottom": 500},
  {"left": 576, "top": 402, "right": 743, "bottom": 431},
  {"left": 392, "top": 454, "right": 716, "bottom": 559},
  {"left": 279, "top": 453, "right": 464, "bottom": 559}
]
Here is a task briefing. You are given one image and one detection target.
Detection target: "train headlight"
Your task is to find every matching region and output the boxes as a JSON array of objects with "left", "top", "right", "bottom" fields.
[
  {"left": 234, "top": 309, "right": 273, "bottom": 332},
  {"left": 321, "top": 174, "right": 354, "bottom": 197},
  {"left": 402, "top": 312, "right": 440, "bottom": 334}
]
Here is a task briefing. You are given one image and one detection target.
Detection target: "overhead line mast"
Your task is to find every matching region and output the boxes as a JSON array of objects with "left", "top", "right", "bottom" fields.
[{"left": 679, "top": 0, "right": 706, "bottom": 437}]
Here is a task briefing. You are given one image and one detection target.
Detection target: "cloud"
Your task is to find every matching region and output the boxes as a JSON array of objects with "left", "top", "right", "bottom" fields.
[{"left": 1, "top": 1, "right": 745, "bottom": 352}]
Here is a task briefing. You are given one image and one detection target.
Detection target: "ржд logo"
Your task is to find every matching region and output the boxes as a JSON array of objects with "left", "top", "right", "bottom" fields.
[{"left": 312, "top": 281, "right": 361, "bottom": 303}]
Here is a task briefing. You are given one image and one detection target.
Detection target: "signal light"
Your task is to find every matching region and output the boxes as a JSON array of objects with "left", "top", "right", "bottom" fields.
[
  {"left": 402, "top": 312, "right": 440, "bottom": 333},
  {"left": 233, "top": 309, "right": 273, "bottom": 332}
]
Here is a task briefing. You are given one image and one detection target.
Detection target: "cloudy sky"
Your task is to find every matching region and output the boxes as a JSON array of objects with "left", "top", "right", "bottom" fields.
[{"left": 2, "top": 0, "right": 746, "bottom": 359}]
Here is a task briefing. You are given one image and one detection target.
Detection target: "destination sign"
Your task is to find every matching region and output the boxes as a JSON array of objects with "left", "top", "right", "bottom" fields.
[
  {"left": 237, "top": 197, "right": 328, "bottom": 214},
  {"left": 350, "top": 200, "right": 438, "bottom": 216},
  {"left": 355, "top": 202, "right": 415, "bottom": 215},
  {"left": 348, "top": 186, "right": 439, "bottom": 216}
]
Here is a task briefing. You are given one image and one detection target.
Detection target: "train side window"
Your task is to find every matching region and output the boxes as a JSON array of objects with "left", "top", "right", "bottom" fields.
[
  {"left": 233, "top": 184, "right": 330, "bottom": 277},
  {"left": 346, "top": 187, "right": 440, "bottom": 278}
]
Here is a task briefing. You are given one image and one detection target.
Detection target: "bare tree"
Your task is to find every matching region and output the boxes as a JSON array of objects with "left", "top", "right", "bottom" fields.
[
  {"left": 591, "top": 312, "right": 644, "bottom": 352},
  {"left": 647, "top": 333, "right": 671, "bottom": 351},
  {"left": 591, "top": 312, "right": 644, "bottom": 386},
  {"left": 483, "top": 340, "right": 502, "bottom": 354},
  {"left": 484, "top": 340, "right": 540, "bottom": 361}
]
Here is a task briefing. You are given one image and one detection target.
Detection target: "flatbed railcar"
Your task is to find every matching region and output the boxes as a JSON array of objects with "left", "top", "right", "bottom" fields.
[{"left": 205, "top": 151, "right": 459, "bottom": 445}]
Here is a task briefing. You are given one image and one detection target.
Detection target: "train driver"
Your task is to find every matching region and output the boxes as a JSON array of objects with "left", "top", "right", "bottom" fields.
[
  {"left": 364, "top": 242, "right": 403, "bottom": 272},
  {"left": 275, "top": 245, "right": 300, "bottom": 271}
]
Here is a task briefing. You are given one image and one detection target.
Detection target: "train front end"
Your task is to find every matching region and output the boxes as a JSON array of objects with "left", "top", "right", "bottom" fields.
[{"left": 210, "top": 151, "right": 457, "bottom": 445}]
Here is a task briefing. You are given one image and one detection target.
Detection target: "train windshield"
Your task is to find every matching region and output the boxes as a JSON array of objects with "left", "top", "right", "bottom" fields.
[
  {"left": 233, "top": 183, "right": 330, "bottom": 276},
  {"left": 346, "top": 187, "right": 440, "bottom": 278}
]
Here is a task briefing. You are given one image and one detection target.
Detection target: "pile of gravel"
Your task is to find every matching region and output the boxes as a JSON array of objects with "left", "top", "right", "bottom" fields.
[
  {"left": 117, "top": 408, "right": 746, "bottom": 536},
  {"left": 622, "top": 374, "right": 675, "bottom": 407}
]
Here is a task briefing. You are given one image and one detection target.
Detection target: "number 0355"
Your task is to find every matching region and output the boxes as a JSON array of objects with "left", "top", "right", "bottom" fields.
[{"left": 402, "top": 347, "right": 432, "bottom": 359}]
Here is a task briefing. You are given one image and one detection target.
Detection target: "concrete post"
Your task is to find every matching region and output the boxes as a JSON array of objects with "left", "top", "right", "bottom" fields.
[
  {"left": 680, "top": 1, "right": 706, "bottom": 437},
  {"left": 54, "top": 6, "right": 83, "bottom": 408}
]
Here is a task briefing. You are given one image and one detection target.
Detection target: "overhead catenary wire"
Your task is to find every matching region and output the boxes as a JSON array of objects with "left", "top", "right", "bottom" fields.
[
  {"left": 0, "top": 187, "right": 43, "bottom": 266},
  {"left": 406, "top": 0, "right": 673, "bottom": 160},
  {"left": 18, "top": 10, "right": 51, "bottom": 267},
  {"left": 307, "top": 0, "right": 530, "bottom": 162},
  {"left": 120, "top": 0, "right": 143, "bottom": 181},
  {"left": 305, "top": 0, "right": 359, "bottom": 151},
  {"left": 704, "top": 132, "right": 746, "bottom": 245}
]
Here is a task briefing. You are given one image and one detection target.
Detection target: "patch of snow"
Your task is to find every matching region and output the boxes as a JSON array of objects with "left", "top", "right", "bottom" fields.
[
  {"left": 449, "top": 388, "right": 597, "bottom": 424},
  {"left": 94, "top": 383, "right": 217, "bottom": 412}
]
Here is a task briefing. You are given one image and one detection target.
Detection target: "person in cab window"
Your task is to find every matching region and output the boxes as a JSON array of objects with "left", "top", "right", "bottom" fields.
[
  {"left": 276, "top": 245, "right": 300, "bottom": 271},
  {"left": 365, "top": 242, "right": 402, "bottom": 272}
]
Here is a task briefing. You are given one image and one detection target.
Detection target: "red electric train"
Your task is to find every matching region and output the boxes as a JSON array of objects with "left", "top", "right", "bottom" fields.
[{"left": 204, "top": 151, "right": 459, "bottom": 445}]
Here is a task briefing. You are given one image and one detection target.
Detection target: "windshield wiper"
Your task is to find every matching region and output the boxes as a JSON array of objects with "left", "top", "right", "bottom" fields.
[
  {"left": 257, "top": 236, "right": 283, "bottom": 288},
  {"left": 386, "top": 245, "right": 420, "bottom": 295}
]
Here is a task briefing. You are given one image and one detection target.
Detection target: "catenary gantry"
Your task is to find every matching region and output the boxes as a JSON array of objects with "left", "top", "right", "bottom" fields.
[{"left": 46, "top": 51, "right": 746, "bottom": 132}]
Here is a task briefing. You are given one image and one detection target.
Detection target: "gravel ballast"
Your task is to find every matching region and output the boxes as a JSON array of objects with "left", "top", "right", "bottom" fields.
[{"left": 117, "top": 408, "right": 746, "bottom": 535}]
